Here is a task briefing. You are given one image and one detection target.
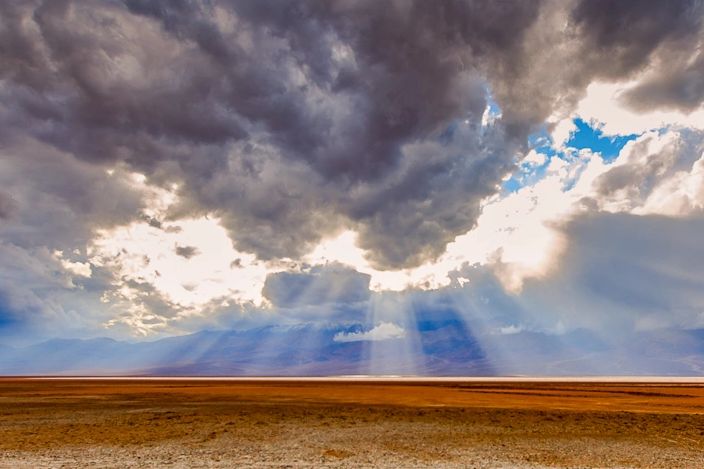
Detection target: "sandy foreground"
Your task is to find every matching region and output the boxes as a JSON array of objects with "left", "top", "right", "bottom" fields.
[{"left": 1, "top": 378, "right": 703, "bottom": 468}]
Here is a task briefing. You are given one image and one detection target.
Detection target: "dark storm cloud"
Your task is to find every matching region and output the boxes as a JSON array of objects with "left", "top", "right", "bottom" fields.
[
  {"left": 488, "top": 0, "right": 704, "bottom": 138},
  {"left": 0, "top": 0, "right": 543, "bottom": 270},
  {"left": 434, "top": 211, "right": 704, "bottom": 375},
  {"left": 263, "top": 264, "right": 371, "bottom": 308},
  {"left": 0, "top": 137, "right": 144, "bottom": 334},
  {"left": 1, "top": 0, "right": 704, "bottom": 280},
  {"left": 175, "top": 245, "right": 200, "bottom": 259},
  {"left": 0, "top": 192, "right": 16, "bottom": 220},
  {"left": 514, "top": 212, "right": 704, "bottom": 337},
  {"left": 0, "top": 138, "right": 143, "bottom": 250},
  {"left": 123, "top": 0, "right": 546, "bottom": 267},
  {"left": 571, "top": 0, "right": 704, "bottom": 113},
  {"left": 622, "top": 53, "right": 704, "bottom": 113},
  {"left": 571, "top": 0, "right": 702, "bottom": 77}
]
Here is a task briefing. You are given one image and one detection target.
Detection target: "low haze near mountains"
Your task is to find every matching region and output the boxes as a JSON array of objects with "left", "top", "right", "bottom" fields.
[{"left": 1, "top": 0, "right": 704, "bottom": 375}]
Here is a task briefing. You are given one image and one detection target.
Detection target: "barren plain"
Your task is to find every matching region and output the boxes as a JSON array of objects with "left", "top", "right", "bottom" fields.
[{"left": 1, "top": 378, "right": 703, "bottom": 468}]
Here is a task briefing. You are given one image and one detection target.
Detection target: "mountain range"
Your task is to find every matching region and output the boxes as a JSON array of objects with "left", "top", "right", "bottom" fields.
[{"left": 1, "top": 320, "right": 703, "bottom": 376}]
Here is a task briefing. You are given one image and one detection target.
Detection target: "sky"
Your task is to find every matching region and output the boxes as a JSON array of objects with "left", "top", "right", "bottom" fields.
[{"left": 1, "top": 0, "right": 704, "bottom": 374}]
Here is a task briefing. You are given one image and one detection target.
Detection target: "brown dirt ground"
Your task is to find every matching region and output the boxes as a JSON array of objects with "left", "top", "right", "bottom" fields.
[{"left": 1, "top": 379, "right": 703, "bottom": 468}]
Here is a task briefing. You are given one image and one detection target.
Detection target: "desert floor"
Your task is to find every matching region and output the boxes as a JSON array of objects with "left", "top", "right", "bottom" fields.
[{"left": 1, "top": 378, "right": 703, "bottom": 468}]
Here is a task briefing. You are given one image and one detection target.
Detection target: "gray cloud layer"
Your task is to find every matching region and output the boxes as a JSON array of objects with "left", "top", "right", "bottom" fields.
[
  {"left": 2, "top": 0, "right": 703, "bottom": 270},
  {"left": 263, "top": 263, "right": 371, "bottom": 308},
  {"left": 1, "top": 0, "right": 704, "bottom": 340}
]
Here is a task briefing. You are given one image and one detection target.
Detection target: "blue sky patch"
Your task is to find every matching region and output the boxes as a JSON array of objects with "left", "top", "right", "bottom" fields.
[
  {"left": 501, "top": 176, "right": 523, "bottom": 193},
  {"left": 502, "top": 127, "right": 556, "bottom": 193},
  {"left": 484, "top": 92, "right": 502, "bottom": 120},
  {"left": 566, "top": 118, "right": 638, "bottom": 160},
  {"left": 503, "top": 118, "right": 641, "bottom": 193}
]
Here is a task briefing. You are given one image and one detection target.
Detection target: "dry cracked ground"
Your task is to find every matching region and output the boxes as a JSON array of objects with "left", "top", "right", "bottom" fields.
[{"left": 1, "top": 379, "right": 703, "bottom": 468}]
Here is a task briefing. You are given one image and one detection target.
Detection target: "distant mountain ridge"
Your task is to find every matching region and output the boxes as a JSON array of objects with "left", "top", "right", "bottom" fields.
[{"left": 1, "top": 323, "right": 703, "bottom": 376}]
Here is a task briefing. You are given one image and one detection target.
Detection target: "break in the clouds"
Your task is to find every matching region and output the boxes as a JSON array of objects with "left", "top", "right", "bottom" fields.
[{"left": 1, "top": 0, "right": 704, "bottom": 374}]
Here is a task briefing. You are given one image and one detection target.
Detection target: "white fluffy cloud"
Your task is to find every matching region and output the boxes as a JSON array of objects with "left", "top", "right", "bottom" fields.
[
  {"left": 302, "top": 126, "right": 704, "bottom": 296},
  {"left": 53, "top": 250, "right": 92, "bottom": 279},
  {"left": 585, "top": 130, "right": 704, "bottom": 216},
  {"left": 16, "top": 126, "right": 700, "bottom": 337},
  {"left": 551, "top": 81, "right": 704, "bottom": 144},
  {"left": 333, "top": 322, "right": 406, "bottom": 343},
  {"left": 86, "top": 180, "right": 270, "bottom": 335}
]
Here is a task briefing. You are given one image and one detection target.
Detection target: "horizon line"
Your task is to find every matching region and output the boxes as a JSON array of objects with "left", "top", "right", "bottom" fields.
[{"left": 3, "top": 375, "right": 704, "bottom": 383}]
